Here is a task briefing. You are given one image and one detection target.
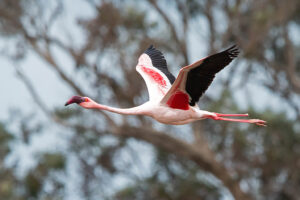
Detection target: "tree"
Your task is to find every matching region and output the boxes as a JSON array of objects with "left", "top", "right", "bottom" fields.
[{"left": 0, "top": 0, "right": 299, "bottom": 199}]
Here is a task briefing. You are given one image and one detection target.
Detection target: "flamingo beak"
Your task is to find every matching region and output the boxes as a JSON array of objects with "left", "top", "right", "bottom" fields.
[{"left": 65, "top": 96, "right": 85, "bottom": 106}]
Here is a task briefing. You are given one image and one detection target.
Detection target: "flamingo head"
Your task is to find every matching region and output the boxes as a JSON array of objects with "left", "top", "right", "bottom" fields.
[{"left": 65, "top": 96, "right": 94, "bottom": 108}]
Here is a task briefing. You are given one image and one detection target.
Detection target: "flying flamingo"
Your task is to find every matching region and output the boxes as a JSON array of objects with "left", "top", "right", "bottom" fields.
[{"left": 65, "top": 45, "right": 266, "bottom": 126}]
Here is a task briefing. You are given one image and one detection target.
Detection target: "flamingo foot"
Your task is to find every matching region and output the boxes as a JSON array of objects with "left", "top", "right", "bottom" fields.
[
  {"left": 248, "top": 119, "right": 267, "bottom": 126},
  {"left": 209, "top": 115, "right": 267, "bottom": 126}
]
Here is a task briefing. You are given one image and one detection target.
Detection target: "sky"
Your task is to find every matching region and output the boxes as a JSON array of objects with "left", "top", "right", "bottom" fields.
[
  {"left": 0, "top": 0, "right": 295, "bottom": 175},
  {"left": 0, "top": 2, "right": 94, "bottom": 199},
  {"left": 0, "top": 2, "right": 159, "bottom": 199},
  {"left": 0, "top": 0, "right": 295, "bottom": 123},
  {"left": 0, "top": 0, "right": 298, "bottom": 199}
]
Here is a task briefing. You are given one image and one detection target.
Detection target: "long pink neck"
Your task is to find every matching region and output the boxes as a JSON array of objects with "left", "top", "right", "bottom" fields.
[{"left": 91, "top": 102, "right": 147, "bottom": 115}]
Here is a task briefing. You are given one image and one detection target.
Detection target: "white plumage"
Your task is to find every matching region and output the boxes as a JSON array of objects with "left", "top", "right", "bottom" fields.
[{"left": 65, "top": 45, "right": 266, "bottom": 126}]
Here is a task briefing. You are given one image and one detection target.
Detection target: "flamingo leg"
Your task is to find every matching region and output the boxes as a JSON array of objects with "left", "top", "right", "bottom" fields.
[
  {"left": 209, "top": 115, "right": 267, "bottom": 126},
  {"left": 215, "top": 113, "right": 249, "bottom": 117}
]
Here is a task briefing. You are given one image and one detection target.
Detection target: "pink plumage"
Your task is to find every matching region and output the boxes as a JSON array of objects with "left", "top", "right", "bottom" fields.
[{"left": 65, "top": 45, "right": 266, "bottom": 126}]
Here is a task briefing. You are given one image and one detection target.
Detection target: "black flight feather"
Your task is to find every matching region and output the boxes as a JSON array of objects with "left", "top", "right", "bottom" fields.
[
  {"left": 144, "top": 45, "right": 176, "bottom": 84},
  {"left": 186, "top": 45, "right": 240, "bottom": 106}
]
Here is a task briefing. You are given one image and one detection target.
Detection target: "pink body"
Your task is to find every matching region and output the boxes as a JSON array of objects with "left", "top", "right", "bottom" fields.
[
  {"left": 77, "top": 98, "right": 265, "bottom": 125},
  {"left": 65, "top": 47, "right": 266, "bottom": 127}
]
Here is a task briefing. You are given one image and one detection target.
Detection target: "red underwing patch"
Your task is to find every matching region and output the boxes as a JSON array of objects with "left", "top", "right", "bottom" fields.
[{"left": 141, "top": 66, "right": 166, "bottom": 86}]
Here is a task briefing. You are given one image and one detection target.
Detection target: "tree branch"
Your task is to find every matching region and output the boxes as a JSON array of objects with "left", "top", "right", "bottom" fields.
[
  {"left": 283, "top": 26, "right": 300, "bottom": 94},
  {"left": 148, "top": 0, "right": 189, "bottom": 65},
  {"left": 14, "top": 65, "right": 71, "bottom": 127},
  {"left": 204, "top": 0, "right": 217, "bottom": 53},
  {"left": 24, "top": 34, "right": 85, "bottom": 96},
  {"left": 113, "top": 125, "right": 252, "bottom": 200}
]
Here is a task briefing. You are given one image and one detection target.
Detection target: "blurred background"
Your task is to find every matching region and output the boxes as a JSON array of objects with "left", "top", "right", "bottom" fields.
[{"left": 0, "top": 0, "right": 300, "bottom": 199}]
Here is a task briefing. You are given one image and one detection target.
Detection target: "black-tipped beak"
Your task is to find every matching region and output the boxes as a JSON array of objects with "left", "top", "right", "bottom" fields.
[
  {"left": 65, "top": 99, "right": 74, "bottom": 106},
  {"left": 65, "top": 96, "right": 85, "bottom": 106}
]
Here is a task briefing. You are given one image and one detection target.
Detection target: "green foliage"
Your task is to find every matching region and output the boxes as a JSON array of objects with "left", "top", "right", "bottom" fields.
[
  {"left": 25, "top": 173, "right": 41, "bottom": 198},
  {"left": 0, "top": 123, "right": 14, "bottom": 158},
  {"left": 54, "top": 108, "right": 81, "bottom": 119},
  {"left": 0, "top": 121, "right": 66, "bottom": 200},
  {"left": 123, "top": 6, "right": 148, "bottom": 31},
  {"left": 0, "top": 169, "right": 18, "bottom": 200},
  {"left": 24, "top": 153, "right": 65, "bottom": 199},
  {"left": 0, "top": 0, "right": 299, "bottom": 199},
  {"left": 38, "top": 153, "right": 65, "bottom": 170},
  {"left": 115, "top": 151, "right": 221, "bottom": 200}
]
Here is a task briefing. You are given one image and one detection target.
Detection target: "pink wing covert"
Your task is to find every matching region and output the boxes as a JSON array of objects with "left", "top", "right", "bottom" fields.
[{"left": 160, "top": 62, "right": 201, "bottom": 110}]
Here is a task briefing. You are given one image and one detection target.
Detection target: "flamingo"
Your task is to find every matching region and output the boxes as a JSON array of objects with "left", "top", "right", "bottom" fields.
[{"left": 65, "top": 45, "right": 266, "bottom": 126}]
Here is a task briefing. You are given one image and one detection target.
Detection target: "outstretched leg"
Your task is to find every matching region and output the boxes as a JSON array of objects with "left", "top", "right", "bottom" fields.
[
  {"left": 215, "top": 113, "right": 249, "bottom": 117},
  {"left": 208, "top": 114, "right": 267, "bottom": 126}
]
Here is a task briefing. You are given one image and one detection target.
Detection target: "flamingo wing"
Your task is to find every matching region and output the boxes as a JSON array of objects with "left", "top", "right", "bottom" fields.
[
  {"left": 161, "top": 45, "right": 239, "bottom": 109},
  {"left": 136, "top": 45, "right": 175, "bottom": 102}
]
